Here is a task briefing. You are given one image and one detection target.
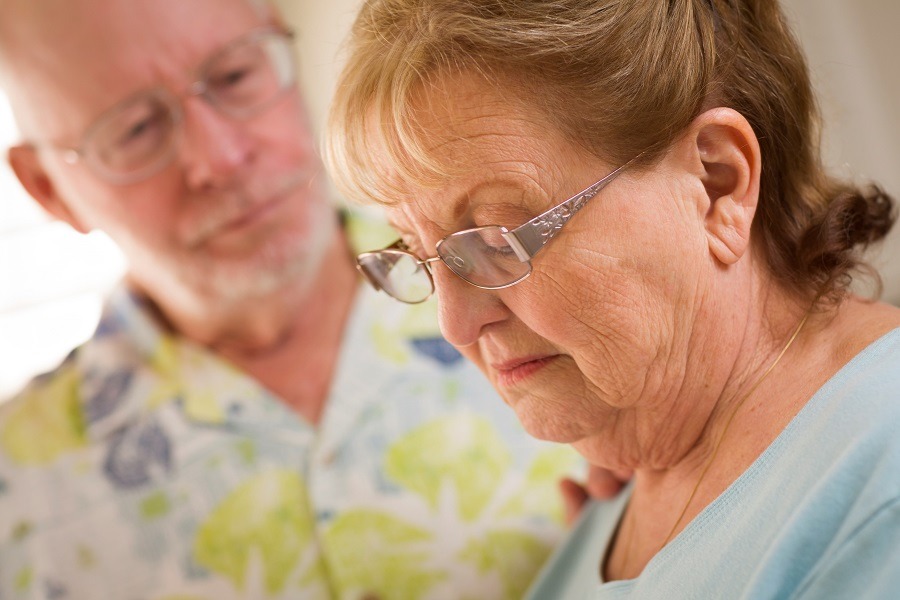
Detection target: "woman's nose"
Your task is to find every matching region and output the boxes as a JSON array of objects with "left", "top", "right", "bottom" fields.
[{"left": 433, "top": 265, "right": 509, "bottom": 348}]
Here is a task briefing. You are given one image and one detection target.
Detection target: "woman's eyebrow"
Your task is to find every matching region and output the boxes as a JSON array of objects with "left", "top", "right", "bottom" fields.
[
  {"left": 395, "top": 175, "right": 538, "bottom": 238},
  {"left": 472, "top": 196, "right": 535, "bottom": 218}
]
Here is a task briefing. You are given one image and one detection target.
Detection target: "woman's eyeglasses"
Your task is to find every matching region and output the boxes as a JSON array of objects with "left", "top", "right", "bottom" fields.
[{"left": 356, "top": 158, "right": 637, "bottom": 304}]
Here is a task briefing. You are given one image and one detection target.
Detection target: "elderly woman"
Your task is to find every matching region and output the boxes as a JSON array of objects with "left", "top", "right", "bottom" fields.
[{"left": 326, "top": 0, "right": 900, "bottom": 597}]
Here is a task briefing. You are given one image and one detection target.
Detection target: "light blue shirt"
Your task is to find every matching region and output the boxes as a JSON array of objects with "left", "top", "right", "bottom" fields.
[{"left": 527, "top": 328, "right": 900, "bottom": 600}]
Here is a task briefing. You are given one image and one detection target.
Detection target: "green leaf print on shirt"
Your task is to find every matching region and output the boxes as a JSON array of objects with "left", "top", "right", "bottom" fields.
[
  {"left": 371, "top": 323, "right": 411, "bottom": 365},
  {"left": 459, "top": 530, "right": 555, "bottom": 600},
  {"left": 322, "top": 414, "right": 575, "bottom": 600},
  {"left": 147, "top": 338, "right": 226, "bottom": 424},
  {"left": 0, "top": 367, "right": 87, "bottom": 465},
  {"left": 322, "top": 511, "right": 445, "bottom": 600},
  {"left": 370, "top": 300, "right": 441, "bottom": 364},
  {"left": 499, "top": 446, "right": 580, "bottom": 525},
  {"left": 14, "top": 566, "right": 32, "bottom": 592},
  {"left": 322, "top": 416, "right": 572, "bottom": 599},
  {"left": 140, "top": 491, "right": 171, "bottom": 520},
  {"left": 385, "top": 414, "right": 512, "bottom": 521},
  {"left": 193, "top": 469, "right": 316, "bottom": 595},
  {"left": 11, "top": 520, "right": 33, "bottom": 542}
]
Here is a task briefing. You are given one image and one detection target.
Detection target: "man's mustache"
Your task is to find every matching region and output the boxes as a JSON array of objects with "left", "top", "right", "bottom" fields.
[{"left": 179, "top": 168, "right": 318, "bottom": 248}]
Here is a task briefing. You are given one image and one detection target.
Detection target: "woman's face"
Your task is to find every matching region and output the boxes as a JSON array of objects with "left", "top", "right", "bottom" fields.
[{"left": 387, "top": 75, "right": 722, "bottom": 467}]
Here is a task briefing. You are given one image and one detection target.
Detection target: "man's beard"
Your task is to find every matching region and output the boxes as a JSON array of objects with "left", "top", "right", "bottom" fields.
[{"left": 178, "top": 202, "right": 336, "bottom": 303}]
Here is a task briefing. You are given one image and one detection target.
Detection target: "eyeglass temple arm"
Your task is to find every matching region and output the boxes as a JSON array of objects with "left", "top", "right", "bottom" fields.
[
  {"left": 502, "top": 160, "right": 634, "bottom": 261},
  {"left": 354, "top": 259, "right": 384, "bottom": 291}
]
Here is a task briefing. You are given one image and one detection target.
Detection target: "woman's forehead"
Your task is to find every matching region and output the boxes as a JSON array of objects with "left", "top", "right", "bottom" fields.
[
  {"left": 387, "top": 148, "right": 578, "bottom": 242},
  {"left": 386, "top": 73, "right": 607, "bottom": 236},
  {"left": 414, "top": 73, "right": 546, "bottom": 150}
]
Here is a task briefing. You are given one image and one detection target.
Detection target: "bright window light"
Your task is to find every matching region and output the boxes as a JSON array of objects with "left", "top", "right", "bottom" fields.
[{"left": 0, "top": 91, "right": 127, "bottom": 400}]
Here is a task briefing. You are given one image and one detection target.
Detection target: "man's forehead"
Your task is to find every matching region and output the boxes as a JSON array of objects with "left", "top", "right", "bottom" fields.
[
  {"left": 0, "top": 0, "right": 272, "bottom": 136},
  {"left": 3, "top": 0, "right": 269, "bottom": 73}
]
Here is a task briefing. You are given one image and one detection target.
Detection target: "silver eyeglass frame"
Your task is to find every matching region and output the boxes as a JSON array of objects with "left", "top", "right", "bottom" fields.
[{"left": 357, "top": 155, "right": 640, "bottom": 303}]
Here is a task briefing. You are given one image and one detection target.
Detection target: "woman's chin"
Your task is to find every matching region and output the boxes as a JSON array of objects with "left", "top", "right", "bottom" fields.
[{"left": 509, "top": 396, "right": 587, "bottom": 444}]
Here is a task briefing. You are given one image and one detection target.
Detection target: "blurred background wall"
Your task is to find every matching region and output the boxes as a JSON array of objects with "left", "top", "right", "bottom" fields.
[{"left": 1, "top": 0, "right": 898, "bottom": 398}]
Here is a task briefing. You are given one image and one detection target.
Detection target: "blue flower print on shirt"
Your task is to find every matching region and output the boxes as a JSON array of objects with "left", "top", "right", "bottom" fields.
[
  {"left": 84, "top": 370, "right": 134, "bottom": 425},
  {"left": 410, "top": 337, "right": 464, "bottom": 366},
  {"left": 103, "top": 419, "right": 172, "bottom": 489},
  {"left": 44, "top": 578, "right": 67, "bottom": 600},
  {"left": 93, "top": 314, "right": 122, "bottom": 338}
]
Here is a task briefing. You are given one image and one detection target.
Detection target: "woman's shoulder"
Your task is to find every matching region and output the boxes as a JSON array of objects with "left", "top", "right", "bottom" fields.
[
  {"left": 838, "top": 296, "right": 900, "bottom": 341},
  {"left": 783, "top": 307, "right": 900, "bottom": 491},
  {"left": 821, "top": 297, "right": 900, "bottom": 386},
  {"left": 815, "top": 313, "right": 900, "bottom": 419},
  {"left": 792, "top": 314, "right": 900, "bottom": 498}
]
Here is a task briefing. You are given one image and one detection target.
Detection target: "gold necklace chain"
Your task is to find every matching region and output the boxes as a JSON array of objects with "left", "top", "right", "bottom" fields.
[{"left": 614, "top": 306, "right": 813, "bottom": 578}]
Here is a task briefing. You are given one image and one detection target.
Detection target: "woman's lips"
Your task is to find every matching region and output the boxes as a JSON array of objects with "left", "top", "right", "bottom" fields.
[{"left": 491, "top": 355, "right": 559, "bottom": 387}]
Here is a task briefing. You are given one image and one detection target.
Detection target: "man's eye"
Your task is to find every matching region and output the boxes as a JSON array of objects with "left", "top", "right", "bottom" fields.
[
  {"left": 114, "top": 111, "right": 166, "bottom": 148},
  {"left": 211, "top": 67, "right": 251, "bottom": 88},
  {"left": 207, "top": 47, "right": 268, "bottom": 97}
]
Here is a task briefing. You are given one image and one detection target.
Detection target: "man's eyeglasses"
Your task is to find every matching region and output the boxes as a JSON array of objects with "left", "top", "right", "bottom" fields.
[
  {"left": 356, "top": 159, "right": 636, "bottom": 304},
  {"left": 37, "top": 27, "right": 297, "bottom": 185}
]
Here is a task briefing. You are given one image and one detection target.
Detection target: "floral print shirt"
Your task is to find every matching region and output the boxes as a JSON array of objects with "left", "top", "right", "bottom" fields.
[{"left": 0, "top": 284, "right": 578, "bottom": 600}]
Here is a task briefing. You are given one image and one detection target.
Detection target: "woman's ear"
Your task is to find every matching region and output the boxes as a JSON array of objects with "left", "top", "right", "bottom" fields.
[
  {"left": 686, "top": 108, "right": 761, "bottom": 265},
  {"left": 8, "top": 144, "right": 89, "bottom": 233}
]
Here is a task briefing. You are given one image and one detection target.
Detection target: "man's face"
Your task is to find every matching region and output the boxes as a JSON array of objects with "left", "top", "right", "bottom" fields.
[{"left": 6, "top": 0, "right": 334, "bottom": 304}]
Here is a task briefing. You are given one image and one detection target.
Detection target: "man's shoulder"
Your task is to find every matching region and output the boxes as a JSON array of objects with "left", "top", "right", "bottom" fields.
[{"left": 0, "top": 313, "right": 147, "bottom": 463}]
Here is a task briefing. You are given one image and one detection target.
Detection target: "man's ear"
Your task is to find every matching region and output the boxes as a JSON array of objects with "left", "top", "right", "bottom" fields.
[
  {"left": 7, "top": 144, "right": 89, "bottom": 233},
  {"left": 686, "top": 108, "right": 761, "bottom": 265}
]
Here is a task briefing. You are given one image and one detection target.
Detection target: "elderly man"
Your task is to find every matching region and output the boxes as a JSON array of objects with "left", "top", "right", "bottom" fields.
[{"left": 0, "top": 1, "right": 597, "bottom": 598}]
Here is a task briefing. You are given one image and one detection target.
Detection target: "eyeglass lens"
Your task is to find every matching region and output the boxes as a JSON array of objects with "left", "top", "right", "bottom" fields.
[
  {"left": 358, "top": 250, "right": 435, "bottom": 304},
  {"left": 89, "top": 94, "right": 178, "bottom": 176},
  {"left": 358, "top": 227, "right": 532, "bottom": 303},
  {"left": 201, "top": 33, "right": 295, "bottom": 116},
  {"left": 81, "top": 31, "right": 295, "bottom": 182},
  {"left": 437, "top": 227, "right": 531, "bottom": 288}
]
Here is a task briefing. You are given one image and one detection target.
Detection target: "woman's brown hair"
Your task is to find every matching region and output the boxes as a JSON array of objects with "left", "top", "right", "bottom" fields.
[{"left": 326, "top": 0, "right": 895, "bottom": 303}]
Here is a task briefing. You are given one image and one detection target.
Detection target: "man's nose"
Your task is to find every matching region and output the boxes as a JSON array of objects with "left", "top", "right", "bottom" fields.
[
  {"left": 177, "top": 97, "right": 254, "bottom": 190},
  {"left": 433, "top": 265, "right": 509, "bottom": 348}
]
